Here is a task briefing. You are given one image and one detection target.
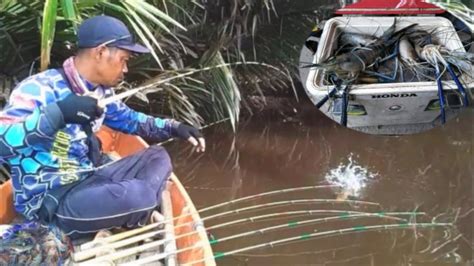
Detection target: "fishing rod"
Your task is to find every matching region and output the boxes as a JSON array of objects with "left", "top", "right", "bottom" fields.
[
  {"left": 81, "top": 212, "right": 420, "bottom": 264},
  {"left": 99, "top": 62, "right": 290, "bottom": 107},
  {"left": 315, "top": 74, "right": 341, "bottom": 109},
  {"left": 182, "top": 222, "right": 453, "bottom": 266},
  {"left": 78, "top": 197, "right": 380, "bottom": 258},
  {"left": 79, "top": 185, "right": 340, "bottom": 250},
  {"left": 123, "top": 222, "right": 452, "bottom": 266},
  {"left": 340, "top": 83, "right": 350, "bottom": 127},
  {"left": 74, "top": 210, "right": 423, "bottom": 261},
  {"left": 316, "top": 86, "right": 338, "bottom": 109},
  {"left": 201, "top": 198, "right": 380, "bottom": 221},
  {"left": 75, "top": 199, "right": 386, "bottom": 260},
  {"left": 205, "top": 213, "right": 420, "bottom": 247},
  {"left": 434, "top": 62, "right": 447, "bottom": 124},
  {"left": 207, "top": 210, "right": 425, "bottom": 231},
  {"left": 445, "top": 63, "right": 469, "bottom": 107},
  {"left": 73, "top": 227, "right": 167, "bottom": 261},
  {"left": 421, "top": 46, "right": 454, "bottom": 124},
  {"left": 199, "top": 185, "right": 343, "bottom": 212}
]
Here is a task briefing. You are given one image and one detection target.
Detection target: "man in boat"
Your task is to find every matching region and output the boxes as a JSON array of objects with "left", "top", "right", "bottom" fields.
[{"left": 0, "top": 15, "right": 205, "bottom": 238}]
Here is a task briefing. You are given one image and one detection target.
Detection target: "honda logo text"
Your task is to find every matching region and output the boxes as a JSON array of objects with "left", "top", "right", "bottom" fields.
[{"left": 372, "top": 93, "right": 417, "bottom": 99}]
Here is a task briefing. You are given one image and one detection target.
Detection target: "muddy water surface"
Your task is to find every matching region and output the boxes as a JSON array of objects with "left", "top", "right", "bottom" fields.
[{"left": 166, "top": 105, "right": 473, "bottom": 265}]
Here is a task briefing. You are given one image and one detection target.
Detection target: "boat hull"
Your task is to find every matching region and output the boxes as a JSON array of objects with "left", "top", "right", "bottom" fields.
[
  {"left": 97, "top": 126, "right": 216, "bottom": 265},
  {"left": 0, "top": 127, "right": 216, "bottom": 265}
]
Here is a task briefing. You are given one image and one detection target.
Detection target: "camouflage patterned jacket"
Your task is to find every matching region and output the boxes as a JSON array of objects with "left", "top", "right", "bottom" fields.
[{"left": 0, "top": 69, "right": 177, "bottom": 220}]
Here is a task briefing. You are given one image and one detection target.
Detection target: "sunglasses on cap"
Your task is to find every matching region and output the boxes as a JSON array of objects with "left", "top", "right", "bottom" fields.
[{"left": 98, "top": 35, "right": 132, "bottom": 47}]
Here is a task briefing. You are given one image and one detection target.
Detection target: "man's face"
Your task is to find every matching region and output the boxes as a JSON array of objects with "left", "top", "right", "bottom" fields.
[{"left": 95, "top": 47, "right": 131, "bottom": 87}]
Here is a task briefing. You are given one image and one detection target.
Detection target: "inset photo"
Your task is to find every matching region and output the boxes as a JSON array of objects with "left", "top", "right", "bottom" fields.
[{"left": 299, "top": 1, "right": 473, "bottom": 135}]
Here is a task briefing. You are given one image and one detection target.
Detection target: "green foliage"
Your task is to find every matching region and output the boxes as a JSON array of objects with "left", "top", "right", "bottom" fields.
[
  {"left": 428, "top": 0, "right": 473, "bottom": 26},
  {"left": 41, "top": 0, "right": 58, "bottom": 71},
  {"left": 0, "top": 0, "right": 332, "bottom": 128}
]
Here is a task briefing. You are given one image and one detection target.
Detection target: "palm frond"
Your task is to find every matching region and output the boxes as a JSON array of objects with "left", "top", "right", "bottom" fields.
[
  {"left": 428, "top": 0, "right": 474, "bottom": 27},
  {"left": 40, "top": 0, "right": 58, "bottom": 70},
  {"left": 60, "top": 0, "right": 77, "bottom": 23},
  {"left": 2, "top": 0, "right": 336, "bottom": 130}
]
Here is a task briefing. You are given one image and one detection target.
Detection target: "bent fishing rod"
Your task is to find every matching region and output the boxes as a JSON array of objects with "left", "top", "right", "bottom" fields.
[
  {"left": 122, "top": 222, "right": 452, "bottom": 266},
  {"left": 74, "top": 210, "right": 423, "bottom": 261},
  {"left": 79, "top": 184, "right": 342, "bottom": 249},
  {"left": 99, "top": 62, "right": 291, "bottom": 107}
]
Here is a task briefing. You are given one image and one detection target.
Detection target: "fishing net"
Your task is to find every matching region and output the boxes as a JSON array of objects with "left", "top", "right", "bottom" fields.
[{"left": 0, "top": 222, "right": 71, "bottom": 265}]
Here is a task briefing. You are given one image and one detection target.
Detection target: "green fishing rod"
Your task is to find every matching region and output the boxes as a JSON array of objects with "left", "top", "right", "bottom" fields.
[
  {"left": 201, "top": 198, "right": 380, "bottom": 221},
  {"left": 122, "top": 222, "right": 451, "bottom": 266},
  {"left": 206, "top": 212, "right": 421, "bottom": 246},
  {"left": 77, "top": 197, "right": 381, "bottom": 260},
  {"left": 207, "top": 210, "right": 424, "bottom": 231},
  {"left": 182, "top": 222, "right": 452, "bottom": 266},
  {"left": 79, "top": 185, "right": 341, "bottom": 250},
  {"left": 76, "top": 211, "right": 422, "bottom": 263}
]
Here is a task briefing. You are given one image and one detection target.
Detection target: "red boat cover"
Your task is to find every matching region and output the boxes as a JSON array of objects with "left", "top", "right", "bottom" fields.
[{"left": 336, "top": 0, "right": 445, "bottom": 15}]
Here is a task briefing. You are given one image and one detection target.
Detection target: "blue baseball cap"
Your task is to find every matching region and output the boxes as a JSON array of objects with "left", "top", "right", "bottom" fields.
[{"left": 78, "top": 15, "right": 150, "bottom": 53}]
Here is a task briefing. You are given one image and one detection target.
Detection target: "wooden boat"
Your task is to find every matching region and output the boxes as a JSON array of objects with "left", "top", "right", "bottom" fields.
[{"left": 0, "top": 126, "right": 216, "bottom": 266}]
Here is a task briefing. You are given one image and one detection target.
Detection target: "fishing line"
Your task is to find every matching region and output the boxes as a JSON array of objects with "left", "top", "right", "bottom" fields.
[{"left": 233, "top": 243, "right": 360, "bottom": 257}]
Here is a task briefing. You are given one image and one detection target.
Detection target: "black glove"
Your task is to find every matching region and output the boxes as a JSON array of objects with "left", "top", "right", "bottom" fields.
[
  {"left": 56, "top": 94, "right": 103, "bottom": 125},
  {"left": 174, "top": 123, "right": 203, "bottom": 140}
]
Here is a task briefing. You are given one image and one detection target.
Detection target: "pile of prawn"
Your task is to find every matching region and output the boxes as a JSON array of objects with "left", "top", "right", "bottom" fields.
[
  {"left": 306, "top": 22, "right": 472, "bottom": 85},
  {"left": 302, "top": 19, "right": 473, "bottom": 125}
]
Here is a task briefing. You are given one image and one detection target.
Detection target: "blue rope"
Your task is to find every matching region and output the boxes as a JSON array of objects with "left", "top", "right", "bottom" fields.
[
  {"left": 340, "top": 85, "right": 350, "bottom": 127},
  {"left": 435, "top": 64, "right": 446, "bottom": 124},
  {"left": 446, "top": 63, "right": 469, "bottom": 107}
]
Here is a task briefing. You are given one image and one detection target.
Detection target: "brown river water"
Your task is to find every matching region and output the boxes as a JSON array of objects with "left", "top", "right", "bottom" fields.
[{"left": 165, "top": 104, "right": 473, "bottom": 265}]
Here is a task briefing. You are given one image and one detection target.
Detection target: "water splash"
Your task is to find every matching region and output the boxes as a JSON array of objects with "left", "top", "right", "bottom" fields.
[{"left": 325, "top": 154, "right": 377, "bottom": 198}]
